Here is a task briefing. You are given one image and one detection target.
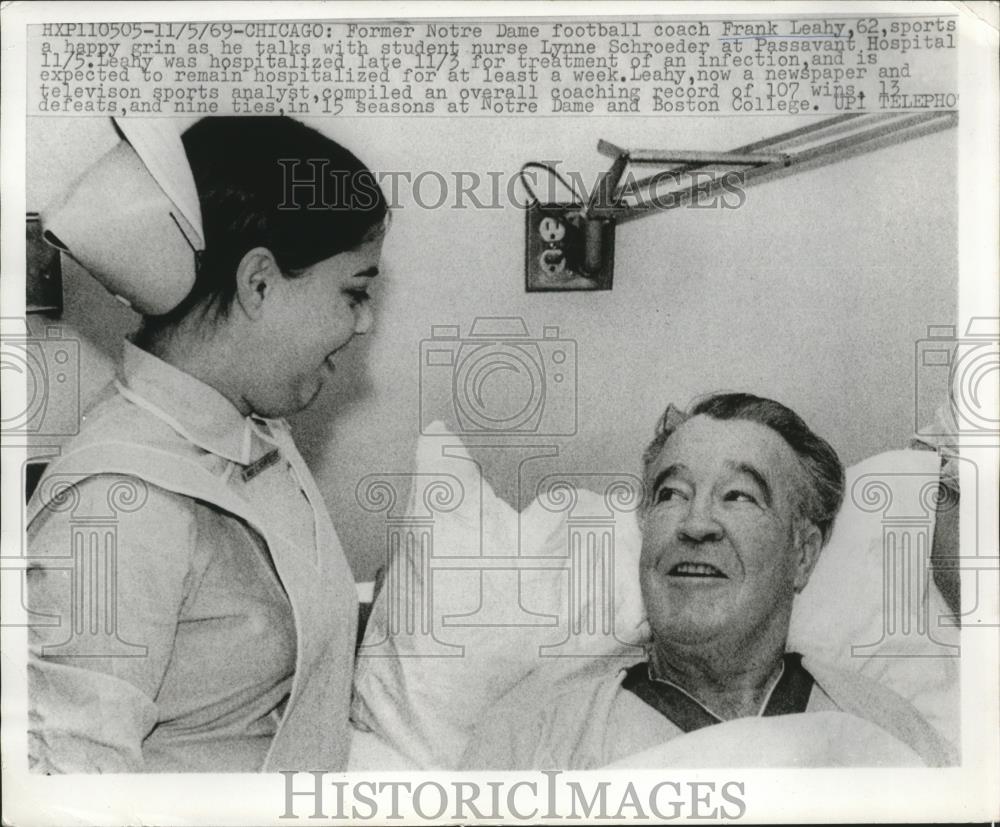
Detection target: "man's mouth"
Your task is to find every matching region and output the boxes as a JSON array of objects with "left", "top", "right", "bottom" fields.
[{"left": 668, "top": 562, "right": 727, "bottom": 578}]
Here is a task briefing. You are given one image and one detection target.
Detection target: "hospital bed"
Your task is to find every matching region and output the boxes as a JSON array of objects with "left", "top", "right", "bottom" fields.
[{"left": 347, "top": 427, "right": 962, "bottom": 770}]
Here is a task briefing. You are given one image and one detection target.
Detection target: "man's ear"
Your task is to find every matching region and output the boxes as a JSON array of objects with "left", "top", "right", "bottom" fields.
[
  {"left": 793, "top": 521, "right": 823, "bottom": 593},
  {"left": 234, "top": 247, "right": 281, "bottom": 319}
]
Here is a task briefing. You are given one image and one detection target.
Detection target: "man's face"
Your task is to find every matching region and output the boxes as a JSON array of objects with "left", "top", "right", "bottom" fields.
[{"left": 639, "top": 415, "right": 820, "bottom": 649}]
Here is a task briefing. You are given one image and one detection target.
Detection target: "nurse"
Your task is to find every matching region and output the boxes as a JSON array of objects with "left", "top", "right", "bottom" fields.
[{"left": 26, "top": 117, "right": 388, "bottom": 772}]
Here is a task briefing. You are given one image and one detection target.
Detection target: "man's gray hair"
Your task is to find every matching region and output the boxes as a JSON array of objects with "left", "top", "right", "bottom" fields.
[{"left": 640, "top": 392, "right": 845, "bottom": 544}]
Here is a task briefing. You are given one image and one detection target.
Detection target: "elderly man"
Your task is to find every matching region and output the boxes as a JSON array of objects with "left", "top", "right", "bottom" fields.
[{"left": 461, "top": 393, "right": 955, "bottom": 769}]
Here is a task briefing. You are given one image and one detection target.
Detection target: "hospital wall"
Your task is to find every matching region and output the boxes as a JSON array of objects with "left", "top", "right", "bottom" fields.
[{"left": 25, "top": 116, "right": 957, "bottom": 580}]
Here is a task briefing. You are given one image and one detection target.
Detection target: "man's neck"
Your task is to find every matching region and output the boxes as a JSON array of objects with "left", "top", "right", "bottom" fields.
[{"left": 648, "top": 630, "right": 788, "bottom": 721}]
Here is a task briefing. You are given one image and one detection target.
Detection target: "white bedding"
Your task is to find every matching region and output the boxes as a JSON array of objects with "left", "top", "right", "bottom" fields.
[{"left": 601, "top": 712, "right": 925, "bottom": 769}]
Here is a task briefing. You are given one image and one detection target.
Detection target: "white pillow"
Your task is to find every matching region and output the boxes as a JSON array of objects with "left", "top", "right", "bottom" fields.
[
  {"left": 788, "top": 449, "right": 960, "bottom": 748},
  {"left": 350, "top": 425, "right": 646, "bottom": 769},
  {"left": 351, "top": 434, "right": 959, "bottom": 768}
]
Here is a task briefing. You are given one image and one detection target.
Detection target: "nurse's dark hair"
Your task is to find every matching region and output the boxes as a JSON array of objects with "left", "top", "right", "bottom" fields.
[
  {"left": 136, "top": 116, "right": 387, "bottom": 340},
  {"left": 640, "top": 392, "right": 845, "bottom": 544}
]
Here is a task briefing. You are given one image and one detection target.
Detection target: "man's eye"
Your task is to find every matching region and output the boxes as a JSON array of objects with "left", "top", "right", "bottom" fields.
[
  {"left": 724, "top": 490, "right": 758, "bottom": 505},
  {"left": 655, "top": 487, "right": 684, "bottom": 504}
]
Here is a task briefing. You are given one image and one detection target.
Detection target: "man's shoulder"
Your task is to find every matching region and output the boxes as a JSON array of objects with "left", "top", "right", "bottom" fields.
[
  {"left": 536, "top": 659, "right": 636, "bottom": 699},
  {"left": 501, "top": 659, "right": 637, "bottom": 732},
  {"left": 461, "top": 660, "right": 641, "bottom": 770},
  {"left": 802, "top": 654, "right": 958, "bottom": 766},
  {"left": 804, "top": 654, "right": 910, "bottom": 706}
]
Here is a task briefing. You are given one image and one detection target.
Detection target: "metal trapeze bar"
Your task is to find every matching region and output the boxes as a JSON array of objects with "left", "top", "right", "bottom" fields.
[
  {"left": 595, "top": 114, "right": 868, "bottom": 208},
  {"left": 589, "top": 110, "right": 957, "bottom": 224}
]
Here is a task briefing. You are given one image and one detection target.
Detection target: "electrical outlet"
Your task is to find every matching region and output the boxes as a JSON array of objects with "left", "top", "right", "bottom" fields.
[
  {"left": 538, "top": 216, "right": 566, "bottom": 243},
  {"left": 539, "top": 248, "right": 567, "bottom": 276},
  {"left": 525, "top": 201, "right": 615, "bottom": 292}
]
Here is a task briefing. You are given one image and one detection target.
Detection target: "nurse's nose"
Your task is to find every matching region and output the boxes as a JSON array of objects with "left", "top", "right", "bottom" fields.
[{"left": 354, "top": 302, "right": 374, "bottom": 335}]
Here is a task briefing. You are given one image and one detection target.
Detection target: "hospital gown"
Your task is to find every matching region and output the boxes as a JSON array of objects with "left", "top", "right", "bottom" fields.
[{"left": 460, "top": 653, "right": 956, "bottom": 769}]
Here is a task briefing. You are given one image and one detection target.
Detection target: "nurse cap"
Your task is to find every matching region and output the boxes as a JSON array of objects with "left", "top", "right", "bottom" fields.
[{"left": 40, "top": 117, "right": 205, "bottom": 316}]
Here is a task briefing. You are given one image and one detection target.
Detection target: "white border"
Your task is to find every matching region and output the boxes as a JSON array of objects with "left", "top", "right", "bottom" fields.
[{"left": 2, "top": 2, "right": 997, "bottom": 824}]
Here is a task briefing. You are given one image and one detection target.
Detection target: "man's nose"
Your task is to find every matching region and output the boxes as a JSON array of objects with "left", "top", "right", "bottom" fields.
[{"left": 677, "top": 497, "right": 723, "bottom": 543}]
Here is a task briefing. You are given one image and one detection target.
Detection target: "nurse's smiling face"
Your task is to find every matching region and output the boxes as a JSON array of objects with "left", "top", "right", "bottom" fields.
[
  {"left": 639, "top": 415, "right": 822, "bottom": 651},
  {"left": 238, "top": 235, "right": 383, "bottom": 418}
]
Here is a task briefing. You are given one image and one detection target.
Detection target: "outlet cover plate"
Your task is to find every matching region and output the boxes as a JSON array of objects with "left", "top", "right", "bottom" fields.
[{"left": 525, "top": 201, "right": 615, "bottom": 292}]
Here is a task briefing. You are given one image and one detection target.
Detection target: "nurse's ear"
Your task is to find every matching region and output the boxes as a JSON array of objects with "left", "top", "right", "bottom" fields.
[{"left": 234, "top": 247, "right": 282, "bottom": 319}]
